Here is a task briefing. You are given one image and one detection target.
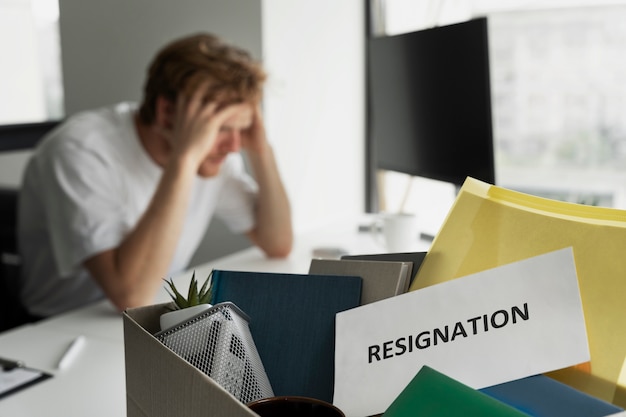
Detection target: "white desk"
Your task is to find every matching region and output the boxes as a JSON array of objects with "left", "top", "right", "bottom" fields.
[{"left": 0, "top": 216, "right": 431, "bottom": 416}]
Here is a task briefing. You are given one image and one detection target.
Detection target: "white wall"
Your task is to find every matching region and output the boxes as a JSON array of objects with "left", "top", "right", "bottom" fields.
[
  {"left": 59, "top": 0, "right": 263, "bottom": 114},
  {"left": 261, "top": 0, "right": 365, "bottom": 233}
]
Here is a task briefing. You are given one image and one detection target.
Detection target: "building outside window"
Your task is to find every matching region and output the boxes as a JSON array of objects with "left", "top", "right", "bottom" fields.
[{"left": 490, "top": 5, "right": 626, "bottom": 207}]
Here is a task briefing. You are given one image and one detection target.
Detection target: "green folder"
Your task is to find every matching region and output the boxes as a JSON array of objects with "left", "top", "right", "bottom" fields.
[{"left": 383, "top": 366, "right": 531, "bottom": 417}]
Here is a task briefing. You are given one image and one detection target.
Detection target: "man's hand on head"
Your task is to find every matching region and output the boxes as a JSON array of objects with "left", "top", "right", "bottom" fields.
[
  {"left": 240, "top": 104, "right": 269, "bottom": 155},
  {"left": 167, "top": 85, "right": 250, "bottom": 169}
]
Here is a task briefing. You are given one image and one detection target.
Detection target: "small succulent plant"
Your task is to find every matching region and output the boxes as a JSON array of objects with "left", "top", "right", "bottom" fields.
[{"left": 164, "top": 270, "right": 213, "bottom": 310}]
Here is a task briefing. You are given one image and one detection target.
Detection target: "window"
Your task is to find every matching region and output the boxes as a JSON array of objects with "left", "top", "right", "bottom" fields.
[
  {"left": 371, "top": 0, "right": 626, "bottom": 213},
  {"left": 0, "top": 0, "right": 64, "bottom": 124},
  {"left": 489, "top": 5, "right": 626, "bottom": 207}
]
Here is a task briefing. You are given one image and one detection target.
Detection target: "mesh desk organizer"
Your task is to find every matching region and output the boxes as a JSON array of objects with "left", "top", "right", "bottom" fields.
[{"left": 154, "top": 302, "right": 273, "bottom": 404}]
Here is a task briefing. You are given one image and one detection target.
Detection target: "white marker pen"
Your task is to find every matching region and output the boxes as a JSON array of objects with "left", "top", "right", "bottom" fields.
[{"left": 57, "top": 336, "right": 86, "bottom": 370}]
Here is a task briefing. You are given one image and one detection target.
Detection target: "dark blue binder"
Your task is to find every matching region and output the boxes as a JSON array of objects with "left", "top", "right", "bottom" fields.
[
  {"left": 210, "top": 269, "right": 362, "bottom": 403},
  {"left": 480, "top": 374, "right": 623, "bottom": 416}
]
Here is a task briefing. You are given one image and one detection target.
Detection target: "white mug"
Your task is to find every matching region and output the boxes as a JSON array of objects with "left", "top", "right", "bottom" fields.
[{"left": 371, "top": 212, "right": 418, "bottom": 252}]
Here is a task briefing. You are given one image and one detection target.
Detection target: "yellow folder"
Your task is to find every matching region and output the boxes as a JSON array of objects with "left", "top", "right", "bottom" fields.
[{"left": 410, "top": 177, "right": 626, "bottom": 406}]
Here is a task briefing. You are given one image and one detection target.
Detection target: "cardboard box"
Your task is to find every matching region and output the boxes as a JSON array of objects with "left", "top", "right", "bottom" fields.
[{"left": 123, "top": 303, "right": 258, "bottom": 417}]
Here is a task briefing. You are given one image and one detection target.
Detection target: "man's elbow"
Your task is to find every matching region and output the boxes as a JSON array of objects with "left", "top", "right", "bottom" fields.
[
  {"left": 248, "top": 227, "right": 293, "bottom": 258},
  {"left": 108, "top": 291, "right": 152, "bottom": 313},
  {"left": 265, "top": 245, "right": 291, "bottom": 258},
  {"left": 98, "top": 283, "right": 155, "bottom": 312},
  {"left": 261, "top": 234, "right": 293, "bottom": 258}
]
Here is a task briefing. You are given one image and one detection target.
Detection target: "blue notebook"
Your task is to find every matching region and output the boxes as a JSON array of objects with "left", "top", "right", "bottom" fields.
[
  {"left": 480, "top": 374, "right": 623, "bottom": 416},
  {"left": 209, "top": 269, "right": 362, "bottom": 403}
]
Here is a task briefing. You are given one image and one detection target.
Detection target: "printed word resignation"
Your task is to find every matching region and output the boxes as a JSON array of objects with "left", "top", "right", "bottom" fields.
[{"left": 368, "top": 303, "right": 529, "bottom": 363}]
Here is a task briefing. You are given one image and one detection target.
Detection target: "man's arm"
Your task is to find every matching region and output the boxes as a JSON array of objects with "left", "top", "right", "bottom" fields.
[
  {"left": 243, "top": 106, "right": 293, "bottom": 258},
  {"left": 83, "top": 156, "right": 197, "bottom": 311}
]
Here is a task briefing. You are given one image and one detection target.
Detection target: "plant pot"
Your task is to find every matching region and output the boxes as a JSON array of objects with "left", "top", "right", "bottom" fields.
[{"left": 159, "top": 304, "right": 212, "bottom": 331}]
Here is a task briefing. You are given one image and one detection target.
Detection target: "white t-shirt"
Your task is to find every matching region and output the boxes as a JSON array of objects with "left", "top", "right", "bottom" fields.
[{"left": 18, "top": 102, "right": 258, "bottom": 317}]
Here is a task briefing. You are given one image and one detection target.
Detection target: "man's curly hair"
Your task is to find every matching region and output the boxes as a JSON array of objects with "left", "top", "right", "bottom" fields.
[{"left": 138, "top": 33, "right": 266, "bottom": 124}]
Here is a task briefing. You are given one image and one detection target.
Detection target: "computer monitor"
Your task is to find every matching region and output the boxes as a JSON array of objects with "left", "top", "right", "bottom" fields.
[{"left": 366, "top": 17, "right": 495, "bottom": 210}]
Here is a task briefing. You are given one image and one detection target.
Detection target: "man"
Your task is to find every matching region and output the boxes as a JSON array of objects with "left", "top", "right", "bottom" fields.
[{"left": 17, "top": 33, "right": 293, "bottom": 318}]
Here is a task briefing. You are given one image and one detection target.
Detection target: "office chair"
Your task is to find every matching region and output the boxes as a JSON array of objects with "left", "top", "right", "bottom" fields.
[
  {"left": 0, "top": 121, "right": 59, "bottom": 332},
  {"left": 0, "top": 186, "right": 30, "bottom": 332}
]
